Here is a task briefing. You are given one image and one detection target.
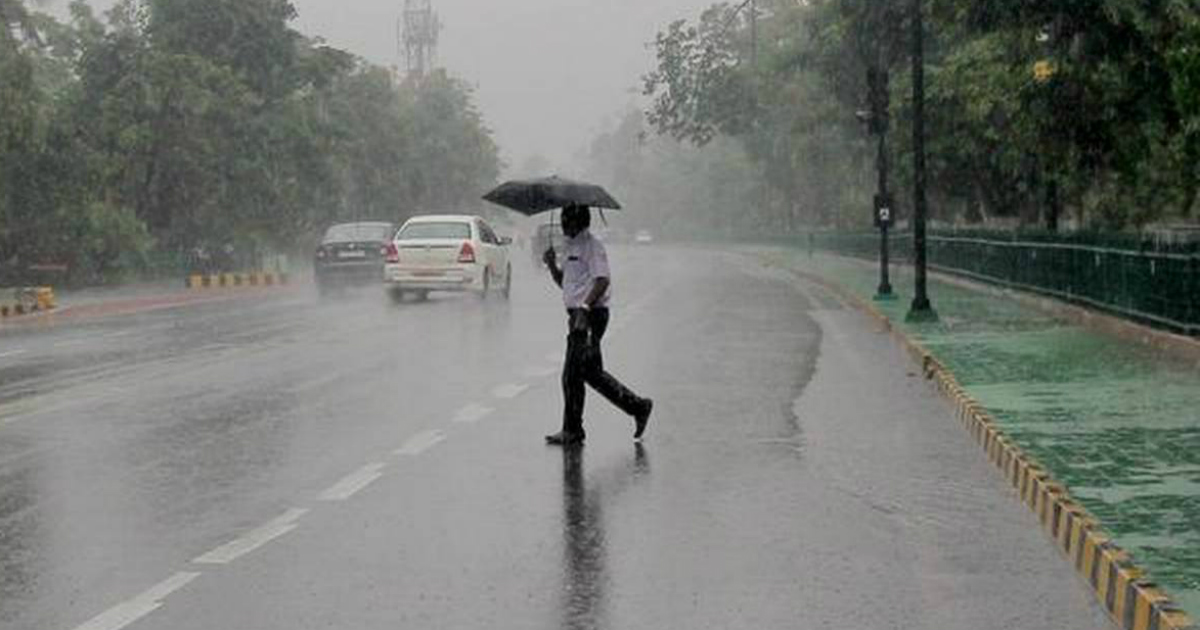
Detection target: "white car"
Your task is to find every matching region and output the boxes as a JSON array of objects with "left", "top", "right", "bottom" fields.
[
  {"left": 384, "top": 215, "right": 512, "bottom": 301},
  {"left": 634, "top": 229, "right": 654, "bottom": 244}
]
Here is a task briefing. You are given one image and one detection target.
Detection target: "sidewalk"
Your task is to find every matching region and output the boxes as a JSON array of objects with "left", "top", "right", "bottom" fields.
[{"left": 762, "top": 248, "right": 1200, "bottom": 618}]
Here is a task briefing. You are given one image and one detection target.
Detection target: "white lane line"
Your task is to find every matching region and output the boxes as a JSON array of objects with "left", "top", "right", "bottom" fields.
[
  {"left": 395, "top": 430, "right": 446, "bottom": 456},
  {"left": 70, "top": 571, "right": 201, "bottom": 630},
  {"left": 452, "top": 403, "right": 494, "bottom": 424},
  {"left": 286, "top": 372, "right": 343, "bottom": 395},
  {"left": 193, "top": 508, "right": 308, "bottom": 564},
  {"left": 522, "top": 365, "right": 558, "bottom": 379},
  {"left": 0, "top": 349, "right": 27, "bottom": 359},
  {"left": 491, "top": 383, "right": 529, "bottom": 400},
  {"left": 318, "top": 463, "right": 386, "bottom": 501}
]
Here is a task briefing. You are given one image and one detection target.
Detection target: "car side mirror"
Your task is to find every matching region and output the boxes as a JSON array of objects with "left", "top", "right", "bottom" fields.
[{"left": 498, "top": 236, "right": 513, "bottom": 246}]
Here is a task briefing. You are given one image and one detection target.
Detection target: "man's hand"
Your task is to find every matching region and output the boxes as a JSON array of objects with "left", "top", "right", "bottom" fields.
[
  {"left": 545, "top": 247, "right": 563, "bottom": 288},
  {"left": 569, "top": 308, "right": 589, "bottom": 333}
]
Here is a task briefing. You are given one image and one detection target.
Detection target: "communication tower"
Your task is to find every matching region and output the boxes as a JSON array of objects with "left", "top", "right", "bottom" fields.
[{"left": 398, "top": 0, "right": 440, "bottom": 80}]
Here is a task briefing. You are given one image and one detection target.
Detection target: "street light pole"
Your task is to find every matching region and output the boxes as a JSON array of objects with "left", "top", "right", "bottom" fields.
[
  {"left": 870, "top": 67, "right": 894, "bottom": 300},
  {"left": 906, "top": 0, "right": 937, "bottom": 322}
]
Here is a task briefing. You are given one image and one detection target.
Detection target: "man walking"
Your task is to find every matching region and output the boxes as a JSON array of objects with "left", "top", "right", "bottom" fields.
[{"left": 543, "top": 204, "right": 652, "bottom": 446}]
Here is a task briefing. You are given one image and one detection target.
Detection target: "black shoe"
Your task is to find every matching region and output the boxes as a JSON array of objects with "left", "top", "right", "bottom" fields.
[
  {"left": 545, "top": 430, "right": 585, "bottom": 446},
  {"left": 634, "top": 399, "right": 653, "bottom": 440}
]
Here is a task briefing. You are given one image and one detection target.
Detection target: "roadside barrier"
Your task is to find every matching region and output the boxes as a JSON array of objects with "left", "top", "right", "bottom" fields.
[
  {"left": 0, "top": 287, "right": 57, "bottom": 318},
  {"left": 788, "top": 264, "right": 1197, "bottom": 630},
  {"left": 186, "top": 272, "right": 289, "bottom": 289}
]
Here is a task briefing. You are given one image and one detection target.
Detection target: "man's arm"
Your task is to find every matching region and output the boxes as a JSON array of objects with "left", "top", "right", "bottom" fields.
[
  {"left": 584, "top": 277, "right": 609, "bottom": 309},
  {"left": 543, "top": 248, "right": 563, "bottom": 287}
]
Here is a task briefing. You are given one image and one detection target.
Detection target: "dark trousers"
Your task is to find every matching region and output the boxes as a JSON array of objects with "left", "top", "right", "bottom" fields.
[{"left": 562, "top": 308, "right": 644, "bottom": 434}]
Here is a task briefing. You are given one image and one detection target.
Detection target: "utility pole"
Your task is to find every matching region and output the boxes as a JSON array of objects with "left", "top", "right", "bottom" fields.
[
  {"left": 906, "top": 0, "right": 937, "bottom": 322},
  {"left": 749, "top": 0, "right": 758, "bottom": 68}
]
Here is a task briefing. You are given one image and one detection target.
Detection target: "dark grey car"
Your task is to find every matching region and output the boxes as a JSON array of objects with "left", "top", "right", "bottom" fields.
[{"left": 313, "top": 222, "right": 395, "bottom": 293}]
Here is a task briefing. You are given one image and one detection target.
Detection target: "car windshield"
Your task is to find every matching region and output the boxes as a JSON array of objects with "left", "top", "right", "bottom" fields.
[
  {"left": 396, "top": 222, "right": 472, "bottom": 240},
  {"left": 322, "top": 223, "right": 392, "bottom": 243}
]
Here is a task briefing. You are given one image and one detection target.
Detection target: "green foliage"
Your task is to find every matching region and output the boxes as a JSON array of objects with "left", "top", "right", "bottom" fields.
[
  {"left": 640, "top": 0, "right": 1200, "bottom": 234},
  {"left": 585, "top": 108, "right": 782, "bottom": 237},
  {"left": 0, "top": 0, "right": 500, "bottom": 285}
]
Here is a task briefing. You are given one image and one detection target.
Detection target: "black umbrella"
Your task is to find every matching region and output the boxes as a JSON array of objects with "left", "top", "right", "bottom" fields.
[{"left": 482, "top": 176, "right": 622, "bottom": 215}]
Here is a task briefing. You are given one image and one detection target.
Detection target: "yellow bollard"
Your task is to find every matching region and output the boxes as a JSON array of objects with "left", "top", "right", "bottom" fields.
[{"left": 35, "top": 287, "right": 56, "bottom": 310}]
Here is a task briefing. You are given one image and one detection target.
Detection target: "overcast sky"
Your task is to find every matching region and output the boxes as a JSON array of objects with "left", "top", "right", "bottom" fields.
[{"left": 48, "top": 0, "right": 716, "bottom": 174}]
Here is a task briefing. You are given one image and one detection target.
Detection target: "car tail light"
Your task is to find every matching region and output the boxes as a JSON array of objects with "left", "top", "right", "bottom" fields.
[
  {"left": 384, "top": 242, "right": 400, "bottom": 263},
  {"left": 316, "top": 247, "right": 327, "bottom": 260},
  {"left": 458, "top": 242, "right": 476, "bottom": 264}
]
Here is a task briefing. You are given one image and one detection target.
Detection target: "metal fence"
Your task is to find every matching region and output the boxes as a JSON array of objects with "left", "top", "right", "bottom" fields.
[{"left": 812, "top": 230, "right": 1200, "bottom": 337}]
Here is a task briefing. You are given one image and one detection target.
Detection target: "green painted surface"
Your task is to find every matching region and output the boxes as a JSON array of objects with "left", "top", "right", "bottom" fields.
[{"left": 766, "top": 250, "right": 1200, "bottom": 618}]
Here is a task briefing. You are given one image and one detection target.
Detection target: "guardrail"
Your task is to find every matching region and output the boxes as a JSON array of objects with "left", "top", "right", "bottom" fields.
[
  {"left": 186, "top": 272, "right": 289, "bottom": 289},
  {"left": 0, "top": 287, "right": 57, "bottom": 318}
]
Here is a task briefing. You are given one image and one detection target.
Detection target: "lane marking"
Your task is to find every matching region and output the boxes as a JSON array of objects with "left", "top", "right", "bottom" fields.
[
  {"left": 0, "top": 397, "right": 77, "bottom": 425},
  {"left": 522, "top": 365, "right": 558, "bottom": 379},
  {"left": 193, "top": 508, "right": 307, "bottom": 564},
  {"left": 285, "top": 372, "right": 344, "bottom": 395},
  {"left": 491, "top": 383, "right": 529, "bottom": 400},
  {"left": 395, "top": 430, "right": 446, "bottom": 456},
  {"left": 318, "top": 463, "right": 386, "bottom": 501},
  {"left": 70, "top": 571, "right": 201, "bottom": 630},
  {"left": 0, "top": 349, "right": 27, "bottom": 359},
  {"left": 452, "top": 403, "right": 493, "bottom": 424}
]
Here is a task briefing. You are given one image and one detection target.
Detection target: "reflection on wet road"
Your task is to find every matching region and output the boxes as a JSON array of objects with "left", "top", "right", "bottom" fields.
[
  {"left": 0, "top": 246, "right": 1115, "bottom": 630},
  {"left": 558, "top": 444, "right": 649, "bottom": 630}
]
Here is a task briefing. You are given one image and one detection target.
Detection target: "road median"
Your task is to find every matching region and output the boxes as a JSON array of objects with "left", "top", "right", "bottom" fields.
[
  {"left": 2, "top": 281, "right": 298, "bottom": 326},
  {"left": 761, "top": 248, "right": 1198, "bottom": 630},
  {"left": 0, "top": 287, "right": 57, "bottom": 319},
  {"left": 186, "top": 271, "right": 289, "bottom": 289}
]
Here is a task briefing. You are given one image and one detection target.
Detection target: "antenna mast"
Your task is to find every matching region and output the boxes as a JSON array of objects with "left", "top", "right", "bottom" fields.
[{"left": 398, "top": 0, "right": 440, "bottom": 80}]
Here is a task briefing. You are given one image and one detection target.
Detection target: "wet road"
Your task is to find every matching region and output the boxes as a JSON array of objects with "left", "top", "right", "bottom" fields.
[{"left": 0, "top": 246, "right": 1113, "bottom": 630}]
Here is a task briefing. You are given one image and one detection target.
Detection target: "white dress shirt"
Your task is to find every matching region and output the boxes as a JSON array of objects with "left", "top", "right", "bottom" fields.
[{"left": 560, "top": 229, "right": 611, "bottom": 309}]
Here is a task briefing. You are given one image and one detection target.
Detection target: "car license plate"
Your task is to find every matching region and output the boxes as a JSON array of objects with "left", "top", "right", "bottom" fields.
[
  {"left": 412, "top": 270, "right": 442, "bottom": 277},
  {"left": 338, "top": 250, "right": 367, "bottom": 259}
]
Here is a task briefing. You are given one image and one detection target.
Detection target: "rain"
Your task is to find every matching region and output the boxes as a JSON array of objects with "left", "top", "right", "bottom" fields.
[{"left": 0, "top": 1, "right": 1197, "bottom": 629}]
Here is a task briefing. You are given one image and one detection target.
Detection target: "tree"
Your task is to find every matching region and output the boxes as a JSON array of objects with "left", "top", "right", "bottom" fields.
[{"left": 0, "top": 0, "right": 503, "bottom": 283}]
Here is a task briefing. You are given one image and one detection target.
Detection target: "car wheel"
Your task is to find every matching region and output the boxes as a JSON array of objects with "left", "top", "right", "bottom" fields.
[
  {"left": 478, "top": 268, "right": 490, "bottom": 299},
  {"left": 502, "top": 265, "right": 512, "bottom": 300}
]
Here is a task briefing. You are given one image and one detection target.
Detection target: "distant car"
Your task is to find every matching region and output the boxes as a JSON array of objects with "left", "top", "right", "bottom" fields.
[
  {"left": 384, "top": 214, "right": 512, "bottom": 301},
  {"left": 634, "top": 229, "right": 654, "bottom": 244},
  {"left": 313, "top": 221, "right": 395, "bottom": 293},
  {"left": 530, "top": 222, "right": 564, "bottom": 269}
]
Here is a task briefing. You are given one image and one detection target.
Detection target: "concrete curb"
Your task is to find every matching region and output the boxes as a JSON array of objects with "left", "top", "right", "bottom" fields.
[
  {"left": 0, "top": 287, "right": 57, "bottom": 319},
  {"left": 186, "top": 272, "right": 289, "bottom": 289},
  {"left": 788, "top": 264, "right": 1197, "bottom": 630}
]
